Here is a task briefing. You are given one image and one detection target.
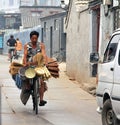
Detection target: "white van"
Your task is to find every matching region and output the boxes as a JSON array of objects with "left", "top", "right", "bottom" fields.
[{"left": 90, "top": 29, "right": 120, "bottom": 125}]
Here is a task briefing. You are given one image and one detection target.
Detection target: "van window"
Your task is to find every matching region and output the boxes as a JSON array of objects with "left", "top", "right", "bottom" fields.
[
  {"left": 103, "top": 34, "right": 120, "bottom": 63},
  {"left": 118, "top": 51, "right": 120, "bottom": 65}
]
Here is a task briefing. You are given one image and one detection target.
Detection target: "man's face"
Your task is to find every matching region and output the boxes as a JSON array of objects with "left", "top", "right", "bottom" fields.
[{"left": 30, "top": 35, "right": 38, "bottom": 45}]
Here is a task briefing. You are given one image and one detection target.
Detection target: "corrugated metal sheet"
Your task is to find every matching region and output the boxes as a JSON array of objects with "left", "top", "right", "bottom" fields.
[{"left": 3, "top": 26, "right": 41, "bottom": 54}]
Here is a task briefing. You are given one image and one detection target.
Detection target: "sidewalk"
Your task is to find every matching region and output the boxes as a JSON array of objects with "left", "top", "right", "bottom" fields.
[{"left": 59, "top": 62, "right": 97, "bottom": 96}]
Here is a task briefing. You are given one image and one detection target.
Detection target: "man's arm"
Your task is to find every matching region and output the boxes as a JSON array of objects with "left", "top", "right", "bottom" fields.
[
  {"left": 6, "top": 40, "right": 9, "bottom": 46},
  {"left": 23, "top": 44, "right": 28, "bottom": 65}
]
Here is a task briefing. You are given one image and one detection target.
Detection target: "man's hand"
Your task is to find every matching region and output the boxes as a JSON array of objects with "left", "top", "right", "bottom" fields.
[{"left": 24, "top": 61, "right": 38, "bottom": 67}]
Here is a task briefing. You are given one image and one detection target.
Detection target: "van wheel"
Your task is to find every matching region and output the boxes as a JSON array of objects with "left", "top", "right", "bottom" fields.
[
  {"left": 102, "top": 99, "right": 114, "bottom": 125},
  {"left": 114, "top": 114, "right": 120, "bottom": 125}
]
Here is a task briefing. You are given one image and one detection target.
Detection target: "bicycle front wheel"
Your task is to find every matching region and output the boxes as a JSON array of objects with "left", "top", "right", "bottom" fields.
[{"left": 34, "top": 79, "right": 40, "bottom": 114}]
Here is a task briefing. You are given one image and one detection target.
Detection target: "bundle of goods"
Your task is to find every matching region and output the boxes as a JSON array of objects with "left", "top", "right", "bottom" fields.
[
  {"left": 34, "top": 66, "right": 51, "bottom": 80},
  {"left": 9, "top": 62, "right": 24, "bottom": 75},
  {"left": 47, "top": 57, "right": 59, "bottom": 78}
]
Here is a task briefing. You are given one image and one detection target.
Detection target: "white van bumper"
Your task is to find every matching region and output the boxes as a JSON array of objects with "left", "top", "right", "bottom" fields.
[{"left": 96, "top": 107, "right": 102, "bottom": 114}]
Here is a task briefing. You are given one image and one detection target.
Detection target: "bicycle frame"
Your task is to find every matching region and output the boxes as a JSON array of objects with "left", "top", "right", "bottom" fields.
[
  {"left": 10, "top": 49, "right": 15, "bottom": 63},
  {"left": 29, "top": 76, "right": 41, "bottom": 114}
]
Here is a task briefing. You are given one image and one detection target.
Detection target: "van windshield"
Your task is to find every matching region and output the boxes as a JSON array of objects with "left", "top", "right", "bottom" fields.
[{"left": 103, "top": 34, "right": 120, "bottom": 63}]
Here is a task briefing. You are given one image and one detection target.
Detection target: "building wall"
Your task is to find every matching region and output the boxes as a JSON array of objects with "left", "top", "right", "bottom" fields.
[
  {"left": 41, "top": 14, "right": 65, "bottom": 57},
  {"left": 20, "top": 6, "right": 64, "bottom": 28},
  {"left": 99, "top": 4, "right": 114, "bottom": 58},
  {"left": 65, "top": 1, "right": 115, "bottom": 86},
  {"left": 66, "top": 0, "right": 91, "bottom": 84}
]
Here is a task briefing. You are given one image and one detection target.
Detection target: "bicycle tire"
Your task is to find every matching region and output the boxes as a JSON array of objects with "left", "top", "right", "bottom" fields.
[
  {"left": 11, "top": 50, "right": 15, "bottom": 63},
  {"left": 10, "top": 51, "right": 13, "bottom": 63},
  {"left": 34, "top": 79, "right": 39, "bottom": 114}
]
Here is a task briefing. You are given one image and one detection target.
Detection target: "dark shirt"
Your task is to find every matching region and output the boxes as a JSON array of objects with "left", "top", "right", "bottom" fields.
[{"left": 7, "top": 38, "right": 17, "bottom": 47}]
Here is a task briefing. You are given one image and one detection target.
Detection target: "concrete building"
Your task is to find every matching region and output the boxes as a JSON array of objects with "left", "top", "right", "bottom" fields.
[
  {"left": 0, "top": 13, "right": 21, "bottom": 54},
  {"left": 19, "top": 6, "right": 65, "bottom": 28},
  {"left": 39, "top": 0, "right": 61, "bottom": 6},
  {"left": 89, "top": 0, "right": 120, "bottom": 75},
  {"left": 65, "top": 0, "right": 120, "bottom": 87},
  {"left": 40, "top": 12, "right": 66, "bottom": 57},
  {"left": 65, "top": 0, "right": 92, "bottom": 86}
]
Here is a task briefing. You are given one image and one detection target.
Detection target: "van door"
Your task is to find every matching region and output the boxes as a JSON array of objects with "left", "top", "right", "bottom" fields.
[
  {"left": 98, "top": 34, "right": 119, "bottom": 88},
  {"left": 111, "top": 34, "right": 120, "bottom": 118}
]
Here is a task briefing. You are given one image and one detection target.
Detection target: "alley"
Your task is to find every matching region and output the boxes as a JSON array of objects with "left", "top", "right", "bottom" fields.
[{"left": 0, "top": 55, "right": 101, "bottom": 125}]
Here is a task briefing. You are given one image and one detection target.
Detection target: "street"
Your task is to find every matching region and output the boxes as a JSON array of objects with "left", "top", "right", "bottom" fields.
[{"left": 0, "top": 55, "right": 101, "bottom": 125}]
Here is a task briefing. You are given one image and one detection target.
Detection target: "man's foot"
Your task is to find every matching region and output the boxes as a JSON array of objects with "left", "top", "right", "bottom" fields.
[{"left": 39, "top": 100, "right": 47, "bottom": 106}]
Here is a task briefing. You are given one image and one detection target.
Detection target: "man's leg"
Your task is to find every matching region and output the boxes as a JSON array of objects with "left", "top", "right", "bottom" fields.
[{"left": 39, "top": 80, "right": 47, "bottom": 106}]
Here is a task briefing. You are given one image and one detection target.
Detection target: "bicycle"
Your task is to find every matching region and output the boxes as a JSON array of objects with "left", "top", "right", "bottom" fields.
[
  {"left": 14, "top": 50, "right": 22, "bottom": 60},
  {"left": 30, "top": 76, "right": 40, "bottom": 114},
  {"left": 9, "top": 47, "right": 16, "bottom": 63},
  {"left": 52, "top": 48, "right": 66, "bottom": 63},
  {"left": 25, "top": 67, "right": 40, "bottom": 114},
  {"left": 19, "top": 65, "right": 50, "bottom": 114}
]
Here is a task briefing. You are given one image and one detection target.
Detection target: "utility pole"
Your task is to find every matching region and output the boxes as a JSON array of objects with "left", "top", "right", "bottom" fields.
[
  {"left": 34, "top": 0, "right": 38, "bottom": 6},
  {"left": 20, "top": 0, "right": 21, "bottom": 6}
]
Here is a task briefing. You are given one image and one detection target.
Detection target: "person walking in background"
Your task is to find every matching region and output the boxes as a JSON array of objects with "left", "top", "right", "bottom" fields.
[
  {"left": 6, "top": 35, "right": 17, "bottom": 61},
  {"left": 14, "top": 38, "right": 22, "bottom": 59}
]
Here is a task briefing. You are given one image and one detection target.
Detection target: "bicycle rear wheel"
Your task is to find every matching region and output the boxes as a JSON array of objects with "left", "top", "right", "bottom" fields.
[
  {"left": 10, "top": 51, "right": 13, "bottom": 63},
  {"left": 34, "top": 79, "right": 40, "bottom": 114}
]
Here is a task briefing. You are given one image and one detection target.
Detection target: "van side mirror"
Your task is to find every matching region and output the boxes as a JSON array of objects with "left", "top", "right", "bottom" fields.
[{"left": 90, "top": 52, "right": 99, "bottom": 63}]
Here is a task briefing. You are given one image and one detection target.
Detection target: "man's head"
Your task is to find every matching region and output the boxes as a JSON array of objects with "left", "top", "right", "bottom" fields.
[
  {"left": 10, "top": 35, "right": 14, "bottom": 39},
  {"left": 30, "top": 31, "right": 39, "bottom": 45},
  {"left": 16, "top": 38, "right": 19, "bottom": 41}
]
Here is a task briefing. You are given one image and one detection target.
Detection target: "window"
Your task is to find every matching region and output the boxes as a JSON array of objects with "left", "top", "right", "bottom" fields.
[
  {"left": 54, "top": 19, "right": 59, "bottom": 30},
  {"left": 31, "top": 10, "right": 42, "bottom": 17},
  {"left": 44, "top": 22, "right": 46, "bottom": 37},
  {"left": 118, "top": 50, "right": 120, "bottom": 65},
  {"left": 103, "top": 34, "right": 120, "bottom": 63},
  {"left": 5, "top": 17, "right": 16, "bottom": 29}
]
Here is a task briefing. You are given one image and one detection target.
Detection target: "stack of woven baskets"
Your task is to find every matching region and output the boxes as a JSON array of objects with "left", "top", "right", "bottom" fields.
[
  {"left": 9, "top": 57, "right": 59, "bottom": 79},
  {"left": 47, "top": 57, "right": 59, "bottom": 78},
  {"left": 9, "top": 62, "right": 23, "bottom": 75}
]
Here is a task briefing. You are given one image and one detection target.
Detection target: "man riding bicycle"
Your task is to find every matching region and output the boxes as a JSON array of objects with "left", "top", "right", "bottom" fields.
[
  {"left": 7, "top": 35, "right": 17, "bottom": 61},
  {"left": 23, "top": 31, "right": 48, "bottom": 106}
]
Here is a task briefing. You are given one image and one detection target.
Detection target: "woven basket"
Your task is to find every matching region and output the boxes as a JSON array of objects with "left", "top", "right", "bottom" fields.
[
  {"left": 9, "top": 62, "right": 24, "bottom": 75},
  {"left": 47, "top": 57, "right": 59, "bottom": 78},
  {"left": 25, "top": 68, "right": 36, "bottom": 79}
]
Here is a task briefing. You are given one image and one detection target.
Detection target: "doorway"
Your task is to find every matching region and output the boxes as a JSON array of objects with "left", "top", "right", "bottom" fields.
[{"left": 50, "top": 26, "right": 53, "bottom": 57}]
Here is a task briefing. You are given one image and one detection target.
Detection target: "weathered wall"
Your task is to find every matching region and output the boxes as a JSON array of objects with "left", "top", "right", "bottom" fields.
[
  {"left": 20, "top": 6, "right": 64, "bottom": 28},
  {"left": 99, "top": 4, "right": 114, "bottom": 59},
  {"left": 41, "top": 14, "right": 66, "bottom": 57},
  {"left": 66, "top": 0, "right": 91, "bottom": 84}
]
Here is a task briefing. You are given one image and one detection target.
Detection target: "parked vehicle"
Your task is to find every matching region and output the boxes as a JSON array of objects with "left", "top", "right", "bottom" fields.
[{"left": 90, "top": 28, "right": 120, "bottom": 125}]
